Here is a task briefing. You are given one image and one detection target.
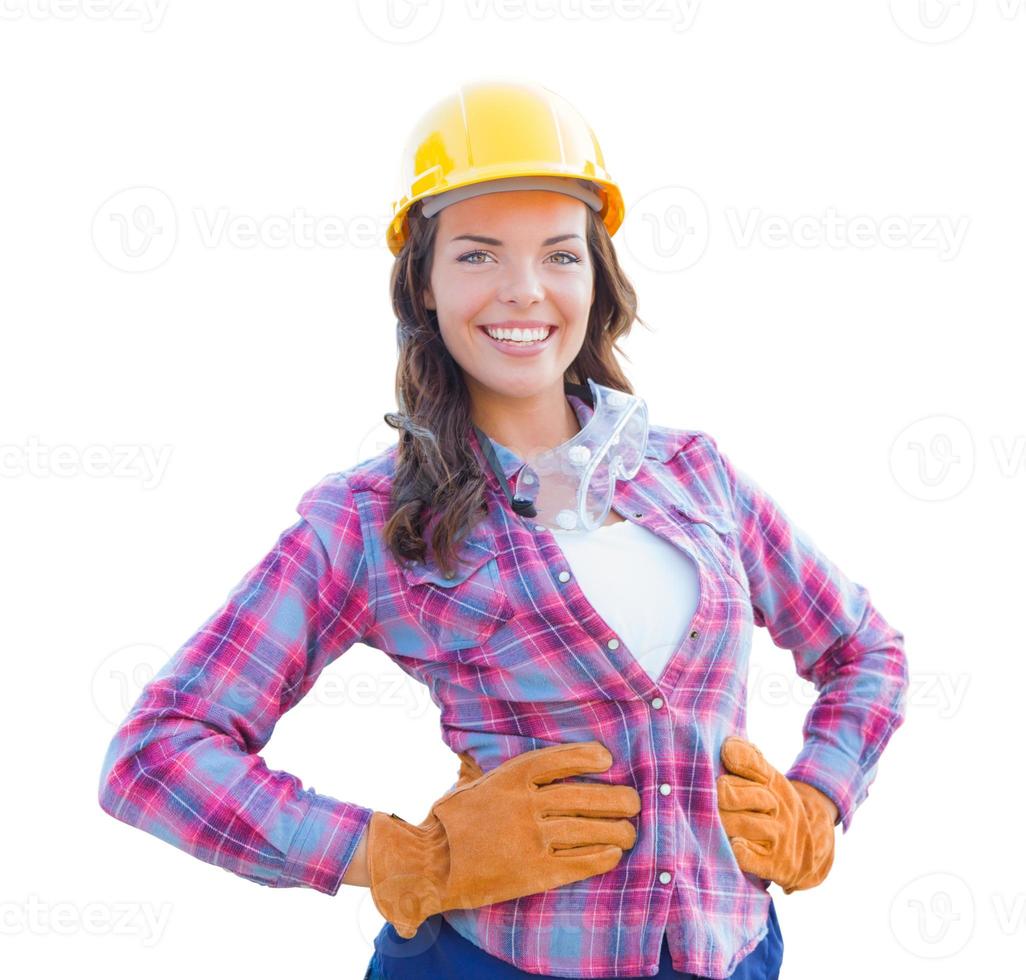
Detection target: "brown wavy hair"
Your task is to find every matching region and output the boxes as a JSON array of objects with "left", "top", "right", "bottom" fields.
[{"left": 382, "top": 199, "right": 649, "bottom": 580}]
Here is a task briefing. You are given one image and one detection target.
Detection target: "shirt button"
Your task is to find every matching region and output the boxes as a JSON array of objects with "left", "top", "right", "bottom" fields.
[
  {"left": 659, "top": 783, "right": 672, "bottom": 796},
  {"left": 607, "top": 638, "right": 620, "bottom": 650},
  {"left": 534, "top": 525, "right": 546, "bottom": 532},
  {"left": 658, "top": 871, "right": 672, "bottom": 885},
  {"left": 633, "top": 511, "right": 643, "bottom": 519},
  {"left": 650, "top": 697, "right": 664, "bottom": 710},
  {"left": 689, "top": 629, "right": 699, "bottom": 639},
  {"left": 558, "top": 570, "right": 571, "bottom": 583}
]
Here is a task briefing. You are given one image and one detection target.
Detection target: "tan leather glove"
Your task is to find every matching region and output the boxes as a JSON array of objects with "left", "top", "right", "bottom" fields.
[
  {"left": 716, "top": 736, "right": 838, "bottom": 894},
  {"left": 455, "top": 751, "right": 482, "bottom": 784},
  {"left": 367, "top": 741, "right": 641, "bottom": 939}
]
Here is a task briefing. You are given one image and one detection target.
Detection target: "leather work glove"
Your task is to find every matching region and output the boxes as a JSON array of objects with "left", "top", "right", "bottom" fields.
[
  {"left": 367, "top": 741, "right": 642, "bottom": 939},
  {"left": 455, "top": 749, "right": 485, "bottom": 786},
  {"left": 716, "top": 736, "right": 838, "bottom": 895}
]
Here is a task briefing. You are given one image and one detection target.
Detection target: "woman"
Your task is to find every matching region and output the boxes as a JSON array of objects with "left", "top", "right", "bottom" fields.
[{"left": 98, "top": 81, "right": 908, "bottom": 980}]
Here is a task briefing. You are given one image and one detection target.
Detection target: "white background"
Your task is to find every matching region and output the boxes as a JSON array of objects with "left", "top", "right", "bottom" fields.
[{"left": 2, "top": 1, "right": 1022, "bottom": 977}]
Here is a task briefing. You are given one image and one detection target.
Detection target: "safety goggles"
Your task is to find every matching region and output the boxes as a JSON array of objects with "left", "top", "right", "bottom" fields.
[{"left": 511, "top": 379, "right": 649, "bottom": 532}]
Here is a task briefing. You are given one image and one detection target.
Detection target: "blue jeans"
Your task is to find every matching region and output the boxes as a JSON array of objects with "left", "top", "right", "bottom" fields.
[{"left": 364, "top": 898, "right": 783, "bottom": 979}]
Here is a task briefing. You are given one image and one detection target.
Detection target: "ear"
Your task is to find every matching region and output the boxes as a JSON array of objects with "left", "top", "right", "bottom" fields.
[{"left": 423, "top": 285, "right": 435, "bottom": 311}]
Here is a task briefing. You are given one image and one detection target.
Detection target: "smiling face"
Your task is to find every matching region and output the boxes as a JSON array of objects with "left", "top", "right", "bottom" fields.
[{"left": 422, "top": 189, "right": 596, "bottom": 408}]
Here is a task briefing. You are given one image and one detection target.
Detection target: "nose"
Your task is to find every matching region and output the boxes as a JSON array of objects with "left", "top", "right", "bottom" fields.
[{"left": 496, "top": 260, "right": 545, "bottom": 306}]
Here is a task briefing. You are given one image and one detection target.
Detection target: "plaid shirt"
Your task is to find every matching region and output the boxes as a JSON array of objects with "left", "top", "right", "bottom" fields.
[{"left": 98, "top": 391, "right": 908, "bottom": 978}]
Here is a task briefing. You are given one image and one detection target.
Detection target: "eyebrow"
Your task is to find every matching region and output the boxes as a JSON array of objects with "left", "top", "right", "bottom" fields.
[{"left": 449, "top": 233, "right": 584, "bottom": 247}]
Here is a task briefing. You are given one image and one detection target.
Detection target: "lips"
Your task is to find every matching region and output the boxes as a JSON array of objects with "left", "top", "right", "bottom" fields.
[
  {"left": 479, "top": 320, "right": 554, "bottom": 332},
  {"left": 477, "top": 323, "right": 558, "bottom": 357}
]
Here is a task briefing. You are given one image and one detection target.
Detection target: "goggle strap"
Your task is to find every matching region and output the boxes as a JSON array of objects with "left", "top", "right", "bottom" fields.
[{"left": 472, "top": 422, "right": 538, "bottom": 518}]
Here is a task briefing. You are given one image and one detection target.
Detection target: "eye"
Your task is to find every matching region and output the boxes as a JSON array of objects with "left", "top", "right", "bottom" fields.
[
  {"left": 457, "top": 250, "right": 493, "bottom": 264},
  {"left": 549, "top": 251, "right": 582, "bottom": 265},
  {"left": 456, "top": 250, "right": 583, "bottom": 266}
]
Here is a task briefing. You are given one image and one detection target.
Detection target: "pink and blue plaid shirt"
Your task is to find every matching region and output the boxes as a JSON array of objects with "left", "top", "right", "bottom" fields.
[{"left": 98, "top": 390, "right": 908, "bottom": 978}]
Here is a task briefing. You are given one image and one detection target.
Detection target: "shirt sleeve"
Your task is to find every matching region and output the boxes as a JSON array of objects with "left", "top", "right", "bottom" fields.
[
  {"left": 712, "top": 437, "right": 909, "bottom": 834},
  {"left": 97, "top": 475, "right": 376, "bottom": 894}
]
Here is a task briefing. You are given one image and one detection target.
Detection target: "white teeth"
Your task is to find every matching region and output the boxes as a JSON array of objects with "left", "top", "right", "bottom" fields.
[{"left": 485, "top": 325, "right": 552, "bottom": 343}]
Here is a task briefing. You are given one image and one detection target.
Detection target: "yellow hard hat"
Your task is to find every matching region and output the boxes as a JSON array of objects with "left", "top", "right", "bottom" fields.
[{"left": 387, "top": 79, "right": 625, "bottom": 257}]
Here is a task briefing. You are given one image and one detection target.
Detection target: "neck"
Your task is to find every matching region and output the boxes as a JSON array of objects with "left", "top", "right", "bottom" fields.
[{"left": 468, "top": 379, "right": 581, "bottom": 460}]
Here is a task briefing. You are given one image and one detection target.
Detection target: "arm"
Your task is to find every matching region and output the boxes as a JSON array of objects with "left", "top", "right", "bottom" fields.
[
  {"left": 98, "top": 476, "right": 375, "bottom": 893},
  {"left": 342, "top": 826, "right": 369, "bottom": 887},
  {"left": 810, "top": 790, "right": 839, "bottom": 825},
  {"left": 713, "top": 437, "right": 909, "bottom": 834}
]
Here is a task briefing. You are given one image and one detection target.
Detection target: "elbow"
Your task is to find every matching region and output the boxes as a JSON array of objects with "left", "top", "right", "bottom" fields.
[
  {"left": 97, "top": 738, "right": 131, "bottom": 822},
  {"left": 892, "top": 626, "right": 910, "bottom": 712},
  {"left": 880, "top": 626, "right": 910, "bottom": 737},
  {"left": 97, "top": 726, "right": 160, "bottom": 824}
]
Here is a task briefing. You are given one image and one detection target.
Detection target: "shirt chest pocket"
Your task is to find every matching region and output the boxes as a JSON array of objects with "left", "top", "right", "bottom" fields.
[
  {"left": 668, "top": 497, "right": 751, "bottom": 596},
  {"left": 400, "top": 544, "right": 514, "bottom": 651}
]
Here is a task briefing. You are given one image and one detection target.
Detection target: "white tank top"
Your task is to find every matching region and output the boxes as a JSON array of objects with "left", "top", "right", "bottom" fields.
[{"left": 551, "top": 519, "right": 700, "bottom": 683}]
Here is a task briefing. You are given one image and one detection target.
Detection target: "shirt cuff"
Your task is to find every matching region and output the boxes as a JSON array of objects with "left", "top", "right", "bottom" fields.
[
  {"left": 785, "top": 739, "right": 862, "bottom": 835},
  {"left": 279, "top": 793, "right": 374, "bottom": 894}
]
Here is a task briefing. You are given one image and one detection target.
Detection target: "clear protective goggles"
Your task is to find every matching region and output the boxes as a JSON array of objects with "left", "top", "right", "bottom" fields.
[{"left": 512, "top": 379, "right": 649, "bottom": 533}]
